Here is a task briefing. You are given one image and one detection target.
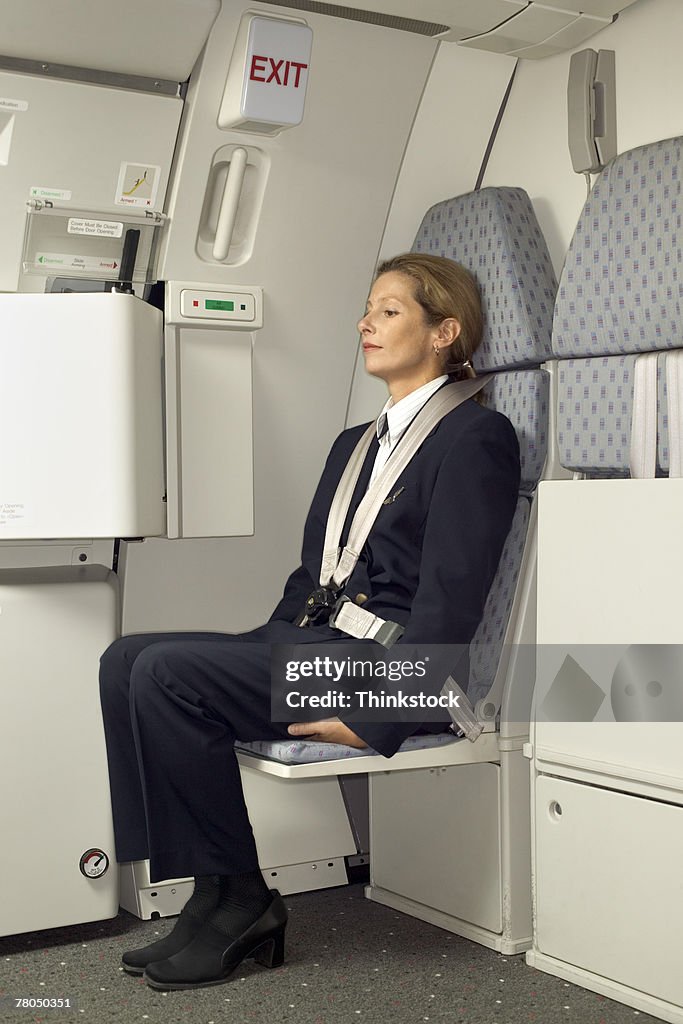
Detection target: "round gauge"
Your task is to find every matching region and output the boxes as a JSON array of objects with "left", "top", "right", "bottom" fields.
[{"left": 79, "top": 848, "right": 110, "bottom": 879}]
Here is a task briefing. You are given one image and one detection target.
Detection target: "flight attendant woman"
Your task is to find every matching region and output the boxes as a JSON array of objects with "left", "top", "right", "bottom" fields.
[{"left": 99, "top": 252, "right": 520, "bottom": 990}]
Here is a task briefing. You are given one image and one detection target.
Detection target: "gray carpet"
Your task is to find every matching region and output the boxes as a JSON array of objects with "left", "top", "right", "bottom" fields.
[{"left": 0, "top": 884, "right": 659, "bottom": 1024}]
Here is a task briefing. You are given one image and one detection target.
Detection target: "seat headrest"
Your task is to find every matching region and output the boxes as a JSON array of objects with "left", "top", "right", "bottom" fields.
[
  {"left": 554, "top": 135, "right": 683, "bottom": 358},
  {"left": 413, "top": 186, "right": 557, "bottom": 372}
]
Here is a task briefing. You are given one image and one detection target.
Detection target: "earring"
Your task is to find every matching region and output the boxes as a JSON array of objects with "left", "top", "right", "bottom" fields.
[{"left": 433, "top": 344, "right": 441, "bottom": 356}]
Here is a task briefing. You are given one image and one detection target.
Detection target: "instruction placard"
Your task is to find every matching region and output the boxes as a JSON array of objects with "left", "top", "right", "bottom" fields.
[
  {"left": 0, "top": 503, "right": 26, "bottom": 526},
  {"left": 115, "top": 162, "right": 161, "bottom": 208},
  {"left": 30, "top": 186, "right": 72, "bottom": 201},
  {"left": 36, "top": 252, "right": 120, "bottom": 274},
  {"left": 68, "top": 218, "right": 123, "bottom": 239},
  {"left": 0, "top": 98, "right": 28, "bottom": 112}
]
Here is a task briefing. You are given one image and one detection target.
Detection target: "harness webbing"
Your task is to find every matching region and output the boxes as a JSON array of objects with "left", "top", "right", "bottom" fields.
[{"left": 320, "top": 376, "right": 491, "bottom": 590}]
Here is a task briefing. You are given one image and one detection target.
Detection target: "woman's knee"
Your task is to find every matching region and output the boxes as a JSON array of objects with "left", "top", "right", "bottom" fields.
[
  {"left": 99, "top": 635, "right": 137, "bottom": 700},
  {"left": 99, "top": 635, "right": 167, "bottom": 704},
  {"left": 127, "top": 642, "right": 196, "bottom": 707}
]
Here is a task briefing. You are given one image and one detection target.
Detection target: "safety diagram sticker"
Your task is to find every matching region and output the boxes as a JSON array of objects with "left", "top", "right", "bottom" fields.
[{"left": 114, "top": 162, "right": 161, "bottom": 208}]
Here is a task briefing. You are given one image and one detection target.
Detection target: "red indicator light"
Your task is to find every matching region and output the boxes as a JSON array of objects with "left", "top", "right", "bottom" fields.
[{"left": 193, "top": 300, "right": 199, "bottom": 307}]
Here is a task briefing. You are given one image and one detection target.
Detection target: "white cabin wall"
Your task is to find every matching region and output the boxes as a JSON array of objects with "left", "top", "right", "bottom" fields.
[
  {"left": 346, "top": 43, "right": 516, "bottom": 425},
  {"left": 121, "top": 7, "right": 438, "bottom": 634},
  {"left": 482, "top": 0, "right": 683, "bottom": 273}
]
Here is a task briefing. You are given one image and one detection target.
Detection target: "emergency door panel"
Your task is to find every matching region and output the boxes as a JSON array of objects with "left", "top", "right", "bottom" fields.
[{"left": 0, "top": 70, "right": 181, "bottom": 292}]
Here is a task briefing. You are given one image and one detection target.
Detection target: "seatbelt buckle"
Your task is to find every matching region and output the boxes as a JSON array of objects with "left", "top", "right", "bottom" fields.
[
  {"left": 441, "top": 676, "right": 484, "bottom": 742},
  {"left": 297, "top": 586, "right": 343, "bottom": 627},
  {"left": 330, "top": 597, "right": 404, "bottom": 648}
]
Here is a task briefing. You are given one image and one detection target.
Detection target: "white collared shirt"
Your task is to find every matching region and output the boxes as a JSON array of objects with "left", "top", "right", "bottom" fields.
[{"left": 369, "top": 375, "right": 449, "bottom": 486}]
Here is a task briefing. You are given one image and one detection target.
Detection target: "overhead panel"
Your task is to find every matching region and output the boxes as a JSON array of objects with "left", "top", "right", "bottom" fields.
[
  {"left": 537, "top": 0, "right": 639, "bottom": 16},
  {"left": 459, "top": 5, "right": 580, "bottom": 54},
  {"left": 258, "top": 0, "right": 528, "bottom": 38},
  {"left": 259, "top": 1, "right": 643, "bottom": 56},
  {"left": 0, "top": 0, "right": 220, "bottom": 81},
  {"left": 510, "top": 14, "right": 614, "bottom": 60}
]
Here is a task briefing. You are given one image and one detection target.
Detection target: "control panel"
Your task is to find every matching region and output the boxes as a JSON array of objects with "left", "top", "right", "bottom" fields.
[{"left": 166, "top": 282, "right": 263, "bottom": 328}]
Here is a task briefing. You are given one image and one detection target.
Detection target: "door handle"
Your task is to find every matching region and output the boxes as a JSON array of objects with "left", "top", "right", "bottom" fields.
[{"left": 212, "top": 147, "right": 248, "bottom": 262}]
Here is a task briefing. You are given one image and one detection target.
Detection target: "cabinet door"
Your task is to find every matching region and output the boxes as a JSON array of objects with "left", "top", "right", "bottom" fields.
[{"left": 535, "top": 774, "right": 683, "bottom": 1006}]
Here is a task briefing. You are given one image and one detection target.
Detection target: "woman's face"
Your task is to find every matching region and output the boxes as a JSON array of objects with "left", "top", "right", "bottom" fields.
[{"left": 358, "top": 271, "right": 452, "bottom": 401}]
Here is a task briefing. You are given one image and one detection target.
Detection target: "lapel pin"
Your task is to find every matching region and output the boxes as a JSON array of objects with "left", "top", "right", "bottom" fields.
[{"left": 383, "top": 486, "right": 405, "bottom": 506}]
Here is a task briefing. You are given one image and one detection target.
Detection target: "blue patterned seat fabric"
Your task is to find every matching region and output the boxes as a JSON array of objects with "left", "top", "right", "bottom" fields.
[
  {"left": 240, "top": 187, "right": 557, "bottom": 764},
  {"left": 236, "top": 731, "right": 460, "bottom": 765},
  {"left": 414, "top": 186, "right": 557, "bottom": 373},
  {"left": 553, "top": 136, "right": 683, "bottom": 475},
  {"left": 414, "top": 186, "right": 556, "bottom": 708}
]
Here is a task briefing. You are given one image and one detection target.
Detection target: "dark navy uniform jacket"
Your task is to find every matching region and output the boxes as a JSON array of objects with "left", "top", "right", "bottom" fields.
[{"left": 269, "top": 396, "right": 520, "bottom": 756}]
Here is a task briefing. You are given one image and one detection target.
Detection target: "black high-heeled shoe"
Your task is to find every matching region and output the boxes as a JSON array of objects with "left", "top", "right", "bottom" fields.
[
  {"left": 121, "top": 875, "right": 220, "bottom": 975},
  {"left": 143, "top": 890, "right": 288, "bottom": 991}
]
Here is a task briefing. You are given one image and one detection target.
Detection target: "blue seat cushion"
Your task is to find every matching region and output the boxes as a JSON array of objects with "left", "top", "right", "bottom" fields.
[{"left": 235, "top": 730, "right": 462, "bottom": 765}]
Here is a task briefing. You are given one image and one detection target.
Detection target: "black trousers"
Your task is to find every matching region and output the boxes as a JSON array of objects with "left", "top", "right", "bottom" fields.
[{"left": 98, "top": 621, "right": 367, "bottom": 883}]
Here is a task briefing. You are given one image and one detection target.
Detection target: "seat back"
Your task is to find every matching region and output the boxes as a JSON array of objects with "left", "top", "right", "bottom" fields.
[
  {"left": 413, "top": 186, "right": 557, "bottom": 712},
  {"left": 552, "top": 135, "right": 683, "bottom": 477}
]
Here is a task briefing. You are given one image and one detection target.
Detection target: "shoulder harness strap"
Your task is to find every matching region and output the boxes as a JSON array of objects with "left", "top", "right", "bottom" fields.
[{"left": 320, "top": 375, "right": 491, "bottom": 590}]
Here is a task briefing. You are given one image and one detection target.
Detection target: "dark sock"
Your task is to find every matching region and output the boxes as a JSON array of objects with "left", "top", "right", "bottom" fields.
[
  {"left": 208, "top": 870, "right": 273, "bottom": 939},
  {"left": 122, "top": 874, "right": 220, "bottom": 972},
  {"left": 179, "top": 874, "right": 222, "bottom": 923}
]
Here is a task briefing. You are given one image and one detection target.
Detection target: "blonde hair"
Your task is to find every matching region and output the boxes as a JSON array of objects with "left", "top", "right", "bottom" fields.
[{"left": 375, "top": 253, "right": 483, "bottom": 378}]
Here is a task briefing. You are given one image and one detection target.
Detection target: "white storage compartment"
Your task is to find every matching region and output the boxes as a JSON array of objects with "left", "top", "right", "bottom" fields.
[
  {"left": 0, "top": 291, "right": 165, "bottom": 539},
  {"left": 534, "top": 774, "right": 683, "bottom": 1007},
  {"left": 369, "top": 763, "right": 502, "bottom": 934},
  {"left": 0, "top": 567, "right": 119, "bottom": 936}
]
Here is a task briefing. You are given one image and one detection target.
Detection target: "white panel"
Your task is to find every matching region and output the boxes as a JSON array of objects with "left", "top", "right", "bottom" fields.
[
  {"left": 539, "top": 0, "right": 638, "bottom": 16},
  {"left": 0, "top": 540, "right": 114, "bottom": 570},
  {"left": 164, "top": 282, "right": 259, "bottom": 538},
  {"left": 459, "top": 5, "right": 579, "bottom": 53},
  {"left": 166, "top": 326, "right": 254, "bottom": 538},
  {"left": 241, "top": 765, "right": 356, "bottom": 867},
  {"left": 534, "top": 776, "right": 683, "bottom": 1007},
  {"left": 537, "top": 479, "right": 683, "bottom": 645},
  {"left": 370, "top": 763, "right": 502, "bottom": 932},
  {"left": 481, "top": 0, "right": 683, "bottom": 274},
  {"left": 0, "top": 293, "right": 165, "bottom": 539},
  {"left": 348, "top": 43, "right": 516, "bottom": 426},
  {"left": 509, "top": 14, "right": 611, "bottom": 59},
  {"left": 534, "top": 479, "right": 683, "bottom": 789},
  {"left": 0, "top": 71, "right": 181, "bottom": 291},
  {"left": 0, "top": 0, "right": 220, "bottom": 81},
  {"left": 0, "top": 568, "right": 119, "bottom": 936},
  {"left": 275, "top": 0, "right": 528, "bottom": 37}
]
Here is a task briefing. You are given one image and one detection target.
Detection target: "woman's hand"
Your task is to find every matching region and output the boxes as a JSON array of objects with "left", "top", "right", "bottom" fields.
[{"left": 288, "top": 718, "right": 367, "bottom": 748}]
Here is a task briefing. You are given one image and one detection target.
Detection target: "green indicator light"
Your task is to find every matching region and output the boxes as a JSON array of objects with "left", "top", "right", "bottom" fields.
[{"left": 205, "top": 299, "right": 235, "bottom": 311}]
